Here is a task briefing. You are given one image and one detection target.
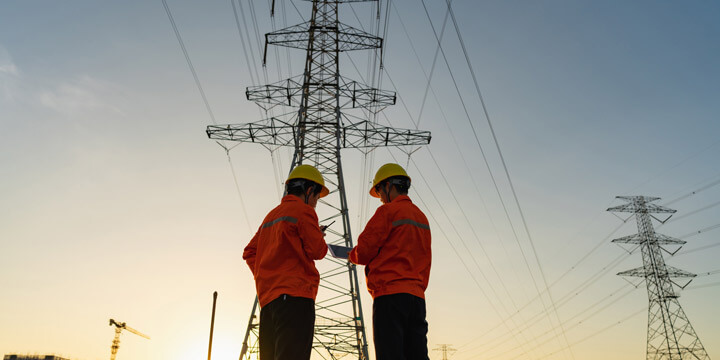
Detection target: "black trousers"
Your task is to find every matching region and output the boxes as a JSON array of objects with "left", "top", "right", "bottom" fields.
[
  {"left": 373, "top": 293, "right": 429, "bottom": 360},
  {"left": 259, "top": 295, "right": 315, "bottom": 360}
]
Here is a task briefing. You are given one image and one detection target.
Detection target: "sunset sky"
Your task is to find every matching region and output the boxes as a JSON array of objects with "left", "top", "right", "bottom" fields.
[{"left": 1, "top": 1, "right": 719, "bottom": 359}]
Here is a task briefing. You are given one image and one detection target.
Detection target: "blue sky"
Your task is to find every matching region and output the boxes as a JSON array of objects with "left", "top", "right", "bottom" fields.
[{"left": 2, "top": 1, "right": 719, "bottom": 359}]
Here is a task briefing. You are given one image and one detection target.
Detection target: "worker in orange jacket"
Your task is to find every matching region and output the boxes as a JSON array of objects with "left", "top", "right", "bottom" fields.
[
  {"left": 243, "top": 164, "right": 329, "bottom": 360},
  {"left": 349, "top": 163, "right": 432, "bottom": 360}
]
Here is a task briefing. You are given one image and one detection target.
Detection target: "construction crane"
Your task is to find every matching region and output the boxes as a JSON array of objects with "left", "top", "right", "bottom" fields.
[{"left": 108, "top": 318, "right": 150, "bottom": 360}]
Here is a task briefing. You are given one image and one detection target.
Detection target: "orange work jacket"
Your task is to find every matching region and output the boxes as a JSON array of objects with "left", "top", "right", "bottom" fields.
[
  {"left": 243, "top": 195, "right": 328, "bottom": 307},
  {"left": 349, "top": 195, "right": 431, "bottom": 299}
]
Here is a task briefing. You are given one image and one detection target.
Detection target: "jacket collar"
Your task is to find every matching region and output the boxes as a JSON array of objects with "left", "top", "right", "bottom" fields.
[
  {"left": 282, "top": 194, "right": 304, "bottom": 203},
  {"left": 390, "top": 195, "right": 411, "bottom": 203}
]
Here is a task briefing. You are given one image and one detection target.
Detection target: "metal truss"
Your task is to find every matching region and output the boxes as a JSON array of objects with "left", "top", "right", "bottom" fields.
[
  {"left": 208, "top": 1, "right": 431, "bottom": 359},
  {"left": 206, "top": 117, "right": 430, "bottom": 149},
  {"left": 264, "top": 22, "right": 382, "bottom": 56},
  {"left": 608, "top": 196, "right": 710, "bottom": 360},
  {"left": 245, "top": 75, "right": 396, "bottom": 112}
]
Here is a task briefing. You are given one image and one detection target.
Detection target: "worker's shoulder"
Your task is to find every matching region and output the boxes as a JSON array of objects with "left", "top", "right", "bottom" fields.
[
  {"left": 276, "top": 196, "right": 317, "bottom": 218},
  {"left": 387, "top": 196, "right": 427, "bottom": 217}
]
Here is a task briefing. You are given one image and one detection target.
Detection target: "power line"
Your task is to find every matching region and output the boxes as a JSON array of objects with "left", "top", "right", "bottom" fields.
[
  {"left": 685, "top": 281, "right": 720, "bottom": 291},
  {"left": 409, "top": 151, "right": 542, "bottom": 353},
  {"left": 344, "top": 32, "right": 542, "bottom": 356},
  {"left": 478, "top": 284, "right": 638, "bottom": 360},
  {"left": 666, "top": 199, "right": 720, "bottom": 224},
  {"left": 677, "top": 222, "right": 720, "bottom": 246},
  {"left": 381, "top": 147, "right": 540, "bottom": 358},
  {"left": 442, "top": 1, "right": 574, "bottom": 357},
  {"left": 443, "top": 158, "right": 719, "bottom": 354},
  {"left": 161, "top": 0, "right": 217, "bottom": 124},
  {"left": 663, "top": 175, "right": 720, "bottom": 206},
  {"left": 628, "top": 137, "right": 720, "bottom": 195},
  {"left": 460, "top": 250, "right": 635, "bottom": 357},
  {"left": 230, "top": 0, "right": 260, "bottom": 86},
  {"left": 695, "top": 269, "right": 720, "bottom": 277},
  {"left": 476, "top": 197, "right": 718, "bottom": 356},
  {"left": 389, "top": 0, "right": 534, "bottom": 305},
  {"left": 459, "top": 234, "right": 629, "bottom": 351},
  {"left": 416, "top": 0, "right": 571, "bottom": 355},
  {"left": 461, "top": 164, "right": 720, "bottom": 355},
  {"left": 359, "top": 59, "right": 546, "bottom": 352},
  {"left": 533, "top": 307, "right": 646, "bottom": 360}
]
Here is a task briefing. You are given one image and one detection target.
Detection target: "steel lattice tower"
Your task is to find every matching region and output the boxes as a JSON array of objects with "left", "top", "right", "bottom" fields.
[
  {"left": 608, "top": 196, "right": 710, "bottom": 360},
  {"left": 206, "top": 1, "right": 431, "bottom": 359},
  {"left": 433, "top": 344, "right": 456, "bottom": 360}
]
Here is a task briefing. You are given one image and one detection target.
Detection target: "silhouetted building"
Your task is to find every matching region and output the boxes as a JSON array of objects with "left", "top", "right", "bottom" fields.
[{"left": 4, "top": 355, "right": 70, "bottom": 360}]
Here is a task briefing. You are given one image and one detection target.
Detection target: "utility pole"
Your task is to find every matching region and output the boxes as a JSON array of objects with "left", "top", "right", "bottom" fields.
[
  {"left": 207, "top": 1, "right": 431, "bottom": 359},
  {"left": 208, "top": 291, "right": 218, "bottom": 360},
  {"left": 608, "top": 196, "right": 710, "bottom": 360},
  {"left": 433, "top": 344, "right": 457, "bottom": 360}
]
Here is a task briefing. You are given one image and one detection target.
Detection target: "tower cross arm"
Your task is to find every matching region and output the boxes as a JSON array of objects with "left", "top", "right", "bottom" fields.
[
  {"left": 611, "top": 233, "right": 687, "bottom": 245},
  {"left": 246, "top": 75, "right": 395, "bottom": 111},
  {"left": 266, "top": 22, "right": 382, "bottom": 51},
  {"left": 336, "top": 23, "right": 383, "bottom": 51},
  {"left": 607, "top": 196, "right": 676, "bottom": 214},
  {"left": 338, "top": 77, "right": 396, "bottom": 110},
  {"left": 206, "top": 118, "right": 296, "bottom": 146},
  {"left": 264, "top": 23, "right": 311, "bottom": 50},
  {"left": 246, "top": 77, "right": 303, "bottom": 108},
  {"left": 341, "top": 120, "right": 431, "bottom": 148},
  {"left": 617, "top": 265, "right": 697, "bottom": 278}
]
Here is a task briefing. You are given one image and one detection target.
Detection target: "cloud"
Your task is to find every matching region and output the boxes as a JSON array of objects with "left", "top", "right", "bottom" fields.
[
  {"left": 0, "top": 45, "right": 21, "bottom": 101},
  {"left": 0, "top": 63, "right": 19, "bottom": 76},
  {"left": 0, "top": 45, "right": 17, "bottom": 74},
  {"left": 38, "top": 76, "right": 124, "bottom": 117},
  {"left": 1, "top": 45, "right": 123, "bottom": 117}
]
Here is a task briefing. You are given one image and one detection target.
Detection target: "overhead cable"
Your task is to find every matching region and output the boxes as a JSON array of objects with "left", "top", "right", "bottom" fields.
[
  {"left": 419, "top": 0, "right": 570, "bottom": 355},
  {"left": 444, "top": 1, "right": 575, "bottom": 356},
  {"left": 162, "top": 0, "right": 217, "bottom": 124}
]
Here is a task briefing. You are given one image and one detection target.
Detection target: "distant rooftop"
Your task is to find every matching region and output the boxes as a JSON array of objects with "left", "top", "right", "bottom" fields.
[{"left": 4, "top": 355, "right": 71, "bottom": 360}]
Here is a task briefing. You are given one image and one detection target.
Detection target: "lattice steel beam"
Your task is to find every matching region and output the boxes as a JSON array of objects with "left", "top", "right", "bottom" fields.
[
  {"left": 246, "top": 75, "right": 396, "bottom": 111},
  {"left": 263, "top": 22, "right": 382, "bottom": 63},
  {"left": 208, "top": 119, "right": 430, "bottom": 148}
]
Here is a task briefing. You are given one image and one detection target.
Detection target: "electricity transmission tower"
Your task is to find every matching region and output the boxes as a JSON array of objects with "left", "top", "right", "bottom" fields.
[
  {"left": 433, "top": 344, "right": 456, "bottom": 360},
  {"left": 207, "top": 1, "right": 431, "bottom": 359},
  {"left": 608, "top": 196, "right": 710, "bottom": 360}
]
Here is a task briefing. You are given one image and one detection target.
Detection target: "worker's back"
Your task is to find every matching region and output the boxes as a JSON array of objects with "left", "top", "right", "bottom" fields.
[
  {"left": 243, "top": 195, "right": 328, "bottom": 307},
  {"left": 352, "top": 195, "right": 431, "bottom": 299}
]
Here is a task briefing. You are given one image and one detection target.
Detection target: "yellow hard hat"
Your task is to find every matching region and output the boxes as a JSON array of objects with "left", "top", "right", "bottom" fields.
[
  {"left": 370, "top": 163, "right": 410, "bottom": 198},
  {"left": 286, "top": 164, "right": 329, "bottom": 198}
]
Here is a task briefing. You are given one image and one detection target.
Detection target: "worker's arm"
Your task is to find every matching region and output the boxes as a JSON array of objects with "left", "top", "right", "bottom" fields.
[
  {"left": 298, "top": 208, "right": 328, "bottom": 260},
  {"left": 243, "top": 231, "right": 259, "bottom": 275},
  {"left": 349, "top": 206, "right": 391, "bottom": 265}
]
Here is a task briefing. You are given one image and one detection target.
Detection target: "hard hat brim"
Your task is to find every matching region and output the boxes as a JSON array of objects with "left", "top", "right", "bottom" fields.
[{"left": 369, "top": 186, "right": 380, "bottom": 198}]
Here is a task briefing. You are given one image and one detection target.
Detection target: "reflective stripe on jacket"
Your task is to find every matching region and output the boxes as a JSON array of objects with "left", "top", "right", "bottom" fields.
[
  {"left": 349, "top": 195, "right": 431, "bottom": 299},
  {"left": 243, "top": 195, "right": 328, "bottom": 307}
]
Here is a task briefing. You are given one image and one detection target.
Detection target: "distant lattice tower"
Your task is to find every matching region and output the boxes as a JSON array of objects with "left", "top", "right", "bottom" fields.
[
  {"left": 207, "top": 0, "right": 431, "bottom": 359},
  {"left": 608, "top": 196, "right": 710, "bottom": 360},
  {"left": 433, "top": 344, "right": 457, "bottom": 360}
]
